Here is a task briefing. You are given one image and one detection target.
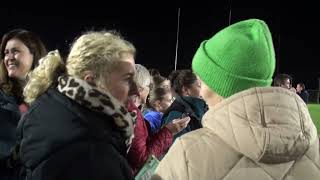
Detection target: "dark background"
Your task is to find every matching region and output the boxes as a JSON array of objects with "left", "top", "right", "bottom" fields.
[{"left": 1, "top": 7, "right": 319, "bottom": 89}]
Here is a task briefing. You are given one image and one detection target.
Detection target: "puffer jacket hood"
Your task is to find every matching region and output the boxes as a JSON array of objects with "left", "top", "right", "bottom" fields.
[{"left": 203, "top": 87, "right": 317, "bottom": 163}]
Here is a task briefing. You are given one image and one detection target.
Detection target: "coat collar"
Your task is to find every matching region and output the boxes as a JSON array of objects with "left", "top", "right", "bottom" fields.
[{"left": 203, "top": 87, "right": 317, "bottom": 163}]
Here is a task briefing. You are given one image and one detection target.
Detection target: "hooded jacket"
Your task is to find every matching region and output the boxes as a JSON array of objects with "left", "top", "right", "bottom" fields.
[{"left": 153, "top": 87, "right": 320, "bottom": 180}]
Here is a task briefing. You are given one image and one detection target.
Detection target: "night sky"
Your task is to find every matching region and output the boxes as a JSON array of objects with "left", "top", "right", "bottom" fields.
[{"left": 1, "top": 8, "right": 319, "bottom": 89}]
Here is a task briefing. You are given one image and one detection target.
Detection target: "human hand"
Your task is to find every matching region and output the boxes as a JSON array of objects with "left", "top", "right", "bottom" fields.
[{"left": 165, "top": 116, "right": 190, "bottom": 135}]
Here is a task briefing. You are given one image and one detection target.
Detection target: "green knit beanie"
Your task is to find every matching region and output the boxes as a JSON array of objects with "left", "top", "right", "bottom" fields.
[{"left": 192, "top": 19, "right": 275, "bottom": 98}]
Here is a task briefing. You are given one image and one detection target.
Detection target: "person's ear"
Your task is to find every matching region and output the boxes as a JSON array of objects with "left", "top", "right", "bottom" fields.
[
  {"left": 83, "top": 71, "right": 96, "bottom": 86},
  {"left": 137, "top": 87, "right": 144, "bottom": 96},
  {"left": 182, "top": 86, "right": 189, "bottom": 96},
  {"left": 154, "top": 100, "right": 161, "bottom": 111}
]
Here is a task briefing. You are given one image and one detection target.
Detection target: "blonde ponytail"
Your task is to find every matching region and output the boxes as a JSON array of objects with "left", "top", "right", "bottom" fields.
[{"left": 24, "top": 50, "right": 65, "bottom": 103}]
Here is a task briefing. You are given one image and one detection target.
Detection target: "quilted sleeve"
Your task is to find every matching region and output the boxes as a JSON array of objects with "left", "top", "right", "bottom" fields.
[
  {"left": 127, "top": 102, "right": 173, "bottom": 175},
  {"left": 152, "top": 138, "right": 189, "bottom": 180}
]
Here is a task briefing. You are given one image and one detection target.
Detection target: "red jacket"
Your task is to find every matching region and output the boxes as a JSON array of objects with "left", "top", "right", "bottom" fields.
[{"left": 127, "top": 100, "right": 173, "bottom": 175}]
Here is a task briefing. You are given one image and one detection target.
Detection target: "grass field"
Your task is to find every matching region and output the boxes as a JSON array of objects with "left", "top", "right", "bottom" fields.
[{"left": 308, "top": 104, "right": 320, "bottom": 134}]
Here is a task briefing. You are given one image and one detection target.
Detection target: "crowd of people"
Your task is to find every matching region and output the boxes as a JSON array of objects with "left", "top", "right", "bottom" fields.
[{"left": 0, "top": 19, "right": 318, "bottom": 180}]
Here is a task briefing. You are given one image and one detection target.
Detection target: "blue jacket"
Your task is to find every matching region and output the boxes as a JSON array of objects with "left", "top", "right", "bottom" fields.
[{"left": 144, "top": 111, "right": 163, "bottom": 134}]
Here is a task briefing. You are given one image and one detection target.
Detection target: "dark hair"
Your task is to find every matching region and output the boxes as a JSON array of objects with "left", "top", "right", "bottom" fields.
[
  {"left": 149, "top": 68, "right": 160, "bottom": 77},
  {"left": 273, "top": 74, "right": 292, "bottom": 87},
  {"left": 168, "top": 69, "right": 181, "bottom": 88},
  {"left": 152, "top": 75, "right": 167, "bottom": 88},
  {"left": 146, "top": 86, "right": 171, "bottom": 109},
  {"left": 297, "top": 82, "right": 305, "bottom": 90},
  {"left": 172, "top": 69, "right": 197, "bottom": 96},
  {"left": 0, "top": 29, "right": 47, "bottom": 98}
]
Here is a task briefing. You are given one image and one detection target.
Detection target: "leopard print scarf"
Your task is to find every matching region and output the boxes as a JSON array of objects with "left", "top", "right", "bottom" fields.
[{"left": 57, "top": 75, "right": 136, "bottom": 149}]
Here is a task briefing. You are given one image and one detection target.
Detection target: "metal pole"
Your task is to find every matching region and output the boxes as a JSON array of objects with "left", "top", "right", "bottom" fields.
[
  {"left": 317, "top": 77, "right": 320, "bottom": 103},
  {"left": 228, "top": 7, "right": 232, "bottom": 25},
  {"left": 228, "top": 0, "right": 232, "bottom": 25},
  {"left": 277, "top": 33, "right": 281, "bottom": 74},
  {"left": 174, "top": 8, "right": 181, "bottom": 70}
]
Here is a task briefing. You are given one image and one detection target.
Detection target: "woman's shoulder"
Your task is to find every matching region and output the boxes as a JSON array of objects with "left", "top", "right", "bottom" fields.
[
  {"left": 0, "top": 89, "right": 20, "bottom": 114},
  {"left": 25, "top": 88, "right": 83, "bottom": 121},
  {"left": 0, "top": 89, "right": 16, "bottom": 103},
  {"left": 181, "top": 96, "right": 206, "bottom": 105}
]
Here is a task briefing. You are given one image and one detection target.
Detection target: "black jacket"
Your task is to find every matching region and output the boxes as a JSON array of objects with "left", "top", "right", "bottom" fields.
[
  {"left": 15, "top": 88, "right": 133, "bottom": 180},
  {"left": 0, "top": 90, "right": 20, "bottom": 158},
  {"left": 298, "top": 90, "right": 309, "bottom": 104},
  {"left": 162, "top": 95, "right": 208, "bottom": 139},
  {"left": 0, "top": 90, "right": 21, "bottom": 180}
]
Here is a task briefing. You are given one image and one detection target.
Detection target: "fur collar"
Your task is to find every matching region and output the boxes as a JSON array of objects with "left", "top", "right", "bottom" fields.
[{"left": 57, "top": 75, "right": 136, "bottom": 148}]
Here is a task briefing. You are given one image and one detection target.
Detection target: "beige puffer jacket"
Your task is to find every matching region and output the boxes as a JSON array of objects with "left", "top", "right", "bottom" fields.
[{"left": 153, "top": 87, "right": 320, "bottom": 180}]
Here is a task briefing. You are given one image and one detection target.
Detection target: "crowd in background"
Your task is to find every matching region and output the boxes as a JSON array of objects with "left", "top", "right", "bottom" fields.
[{"left": 0, "top": 19, "right": 319, "bottom": 180}]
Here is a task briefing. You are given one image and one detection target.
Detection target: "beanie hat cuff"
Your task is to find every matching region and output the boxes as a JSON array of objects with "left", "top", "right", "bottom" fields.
[{"left": 192, "top": 41, "right": 273, "bottom": 98}]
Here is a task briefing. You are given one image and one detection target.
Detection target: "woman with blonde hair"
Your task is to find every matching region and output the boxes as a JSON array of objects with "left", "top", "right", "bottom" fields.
[{"left": 5, "top": 31, "right": 137, "bottom": 180}]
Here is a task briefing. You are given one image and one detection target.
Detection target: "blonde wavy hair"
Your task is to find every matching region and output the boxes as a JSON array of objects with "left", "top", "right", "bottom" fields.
[{"left": 24, "top": 31, "right": 136, "bottom": 103}]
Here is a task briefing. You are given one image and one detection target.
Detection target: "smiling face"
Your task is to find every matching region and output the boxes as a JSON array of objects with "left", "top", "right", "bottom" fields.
[{"left": 4, "top": 38, "right": 34, "bottom": 80}]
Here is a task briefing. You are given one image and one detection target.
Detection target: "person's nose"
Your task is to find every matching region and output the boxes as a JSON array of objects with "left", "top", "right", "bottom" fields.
[
  {"left": 129, "top": 80, "right": 139, "bottom": 96},
  {"left": 6, "top": 52, "right": 15, "bottom": 61}
]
